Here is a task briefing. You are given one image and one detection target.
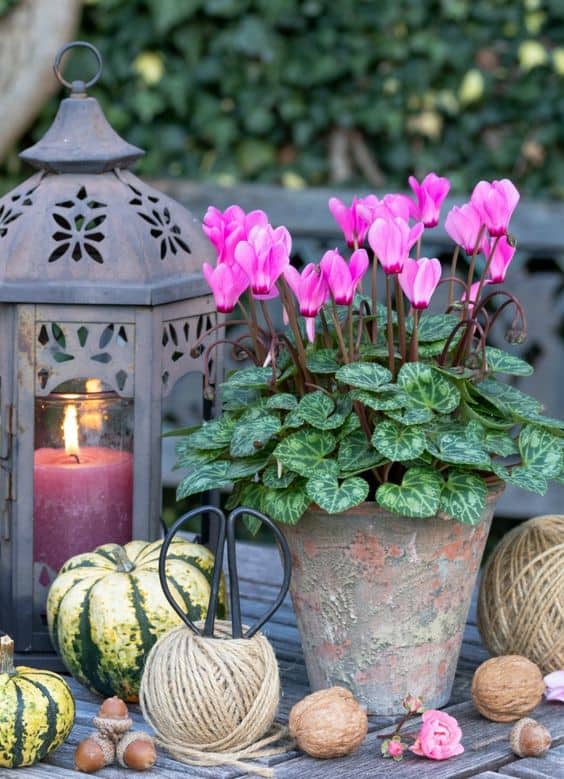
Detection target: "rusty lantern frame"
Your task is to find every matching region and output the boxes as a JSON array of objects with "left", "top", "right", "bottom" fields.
[{"left": 0, "top": 42, "right": 220, "bottom": 663}]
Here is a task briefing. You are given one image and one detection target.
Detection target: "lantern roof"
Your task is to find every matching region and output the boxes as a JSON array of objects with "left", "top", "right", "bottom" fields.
[{"left": 0, "top": 41, "right": 214, "bottom": 306}]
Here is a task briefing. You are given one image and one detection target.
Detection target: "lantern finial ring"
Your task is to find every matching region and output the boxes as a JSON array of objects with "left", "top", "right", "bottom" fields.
[{"left": 53, "top": 41, "right": 103, "bottom": 93}]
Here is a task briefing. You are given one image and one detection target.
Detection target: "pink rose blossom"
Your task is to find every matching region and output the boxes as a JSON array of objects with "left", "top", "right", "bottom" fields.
[
  {"left": 470, "top": 178, "right": 520, "bottom": 237},
  {"left": 381, "top": 737, "right": 405, "bottom": 760},
  {"left": 284, "top": 263, "right": 329, "bottom": 342},
  {"left": 320, "top": 248, "right": 369, "bottom": 305},
  {"left": 398, "top": 257, "right": 442, "bottom": 310},
  {"left": 444, "top": 202, "right": 484, "bottom": 255},
  {"left": 328, "top": 196, "right": 373, "bottom": 247},
  {"left": 368, "top": 217, "right": 424, "bottom": 274},
  {"left": 408, "top": 172, "right": 451, "bottom": 228},
  {"left": 234, "top": 224, "right": 292, "bottom": 297},
  {"left": 410, "top": 710, "right": 464, "bottom": 760},
  {"left": 480, "top": 235, "right": 516, "bottom": 283},
  {"left": 202, "top": 261, "right": 249, "bottom": 313},
  {"left": 544, "top": 670, "right": 564, "bottom": 702}
]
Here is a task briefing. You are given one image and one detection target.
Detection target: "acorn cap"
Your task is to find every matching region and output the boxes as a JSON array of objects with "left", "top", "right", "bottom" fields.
[
  {"left": 509, "top": 717, "right": 552, "bottom": 757},
  {"left": 93, "top": 713, "right": 133, "bottom": 741},
  {"left": 116, "top": 731, "right": 157, "bottom": 770}
]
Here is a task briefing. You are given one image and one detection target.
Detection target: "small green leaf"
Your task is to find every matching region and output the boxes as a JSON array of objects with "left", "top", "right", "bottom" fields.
[
  {"left": 440, "top": 471, "right": 487, "bottom": 525},
  {"left": 222, "top": 385, "right": 263, "bottom": 411},
  {"left": 175, "top": 442, "right": 223, "bottom": 467},
  {"left": 335, "top": 361, "right": 393, "bottom": 390},
  {"left": 262, "top": 481, "right": 311, "bottom": 525},
  {"left": 262, "top": 464, "right": 298, "bottom": 488},
  {"left": 410, "top": 314, "right": 460, "bottom": 342},
  {"left": 306, "top": 475, "right": 369, "bottom": 513},
  {"left": 397, "top": 362, "right": 460, "bottom": 414},
  {"left": 338, "top": 429, "right": 385, "bottom": 472},
  {"left": 376, "top": 467, "right": 444, "bottom": 518},
  {"left": 460, "top": 400, "right": 514, "bottom": 431},
  {"left": 473, "top": 378, "right": 542, "bottom": 416},
  {"left": 492, "top": 463, "right": 548, "bottom": 495},
  {"left": 513, "top": 411, "right": 564, "bottom": 430},
  {"left": 229, "top": 413, "right": 281, "bottom": 457},
  {"left": 266, "top": 393, "right": 298, "bottom": 411},
  {"left": 306, "top": 349, "right": 341, "bottom": 374},
  {"left": 386, "top": 407, "right": 434, "bottom": 425},
  {"left": 182, "top": 416, "right": 236, "bottom": 450},
  {"left": 430, "top": 434, "right": 491, "bottom": 468},
  {"left": 227, "top": 453, "right": 272, "bottom": 478},
  {"left": 372, "top": 421, "right": 426, "bottom": 461},
  {"left": 283, "top": 408, "right": 305, "bottom": 429},
  {"left": 274, "top": 429, "right": 337, "bottom": 477},
  {"left": 351, "top": 388, "right": 409, "bottom": 411},
  {"left": 176, "top": 462, "right": 233, "bottom": 499},
  {"left": 296, "top": 391, "right": 335, "bottom": 427},
  {"left": 226, "top": 366, "right": 277, "bottom": 387},
  {"left": 519, "top": 424, "right": 562, "bottom": 477},
  {"left": 336, "top": 412, "right": 362, "bottom": 439},
  {"left": 484, "top": 347, "right": 534, "bottom": 376}
]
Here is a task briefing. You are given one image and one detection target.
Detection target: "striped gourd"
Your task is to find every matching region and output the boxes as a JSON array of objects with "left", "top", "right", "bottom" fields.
[
  {"left": 47, "top": 538, "right": 226, "bottom": 702},
  {"left": 0, "top": 635, "right": 75, "bottom": 768}
]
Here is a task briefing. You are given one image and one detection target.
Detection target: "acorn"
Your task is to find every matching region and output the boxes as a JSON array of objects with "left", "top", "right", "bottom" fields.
[
  {"left": 74, "top": 731, "right": 115, "bottom": 773},
  {"left": 92, "top": 696, "right": 133, "bottom": 741},
  {"left": 509, "top": 717, "right": 552, "bottom": 758},
  {"left": 116, "top": 731, "right": 157, "bottom": 770}
]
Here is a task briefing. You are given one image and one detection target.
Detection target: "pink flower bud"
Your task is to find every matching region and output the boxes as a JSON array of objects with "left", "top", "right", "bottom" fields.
[{"left": 402, "top": 694, "right": 425, "bottom": 714}]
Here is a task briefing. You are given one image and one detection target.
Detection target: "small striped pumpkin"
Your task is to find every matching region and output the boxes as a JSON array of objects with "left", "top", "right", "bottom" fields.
[
  {"left": 47, "top": 538, "right": 226, "bottom": 701},
  {"left": 0, "top": 635, "right": 75, "bottom": 767}
]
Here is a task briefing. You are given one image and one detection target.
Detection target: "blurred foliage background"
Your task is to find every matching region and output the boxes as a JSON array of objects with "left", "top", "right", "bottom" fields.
[{"left": 2, "top": 0, "right": 564, "bottom": 195}]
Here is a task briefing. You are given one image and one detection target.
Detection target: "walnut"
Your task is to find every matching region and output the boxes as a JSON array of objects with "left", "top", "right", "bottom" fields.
[
  {"left": 510, "top": 718, "right": 552, "bottom": 757},
  {"left": 471, "top": 655, "right": 545, "bottom": 722},
  {"left": 289, "top": 686, "right": 368, "bottom": 758}
]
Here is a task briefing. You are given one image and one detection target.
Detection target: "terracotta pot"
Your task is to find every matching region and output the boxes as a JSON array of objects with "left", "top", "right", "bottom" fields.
[{"left": 279, "top": 485, "right": 503, "bottom": 715}]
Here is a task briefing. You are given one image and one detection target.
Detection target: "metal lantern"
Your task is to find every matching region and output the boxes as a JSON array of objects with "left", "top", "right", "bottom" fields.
[{"left": 0, "top": 42, "right": 218, "bottom": 663}]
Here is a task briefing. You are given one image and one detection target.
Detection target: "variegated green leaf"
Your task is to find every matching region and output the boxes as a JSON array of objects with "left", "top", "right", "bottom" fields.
[
  {"left": 262, "top": 464, "right": 298, "bottom": 489},
  {"left": 484, "top": 347, "right": 534, "bottom": 376},
  {"left": 336, "top": 412, "right": 362, "bottom": 439},
  {"left": 407, "top": 313, "right": 459, "bottom": 342},
  {"left": 518, "top": 424, "right": 562, "bottom": 477},
  {"left": 262, "top": 481, "right": 311, "bottom": 525},
  {"left": 473, "top": 378, "right": 542, "bottom": 416},
  {"left": 273, "top": 429, "right": 337, "bottom": 477},
  {"left": 229, "top": 413, "right": 281, "bottom": 457},
  {"left": 335, "top": 361, "right": 393, "bottom": 391},
  {"left": 306, "top": 475, "right": 369, "bottom": 514},
  {"left": 439, "top": 471, "right": 487, "bottom": 525},
  {"left": 226, "top": 366, "right": 278, "bottom": 387},
  {"left": 338, "top": 429, "right": 385, "bottom": 473},
  {"left": 182, "top": 416, "right": 236, "bottom": 450},
  {"left": 386, "top": 407, "right": 434, "bottom": 425},
  {"left": 492, "top": 463, "right": 548, "bottom": 495},
  {"left": 283, "top": 408, "right": 305, "bottom": 429},
  {"left": 351, "top": 388, "right": 409, "bottom": 411},
  {"left": 372, "top": 421, "right": 426, "bottom": 461},
  {"left": 174, "top": 443, "right": 223, "bottom": 468},
  {"left": 222, "top": 385, "right": 262, "bottom": 411},
  {"left": 306, "top": 349, "right": 341, "bottom": 374},
  {"left": 297, "top": 391, "right": 335, "bottom": 427},
  {"left": 227, "top": 453, "right": 272, "bottom": 478},
  {"left": 429, "top": 433, "right": 491, "bottom": 468},
  {"left": 460, "top": 400, "right": 514, "bottom": 431},
  {"left": 266, "top": 393, "right": 298, "bottom": 411},
  {"left": 176, "top": 461, "right": 233, "bottom": 500},
  {"left": 513, "top": 410, "right": 564, "bottom": 430},
  {"left": 376, "top": 467, "right": 444, "bottom": 518},
  {"left": 397, "top": 362, "right": 460, "bottom": 414}
]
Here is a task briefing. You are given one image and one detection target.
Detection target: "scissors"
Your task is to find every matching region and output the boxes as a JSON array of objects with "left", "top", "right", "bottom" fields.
[{"left": 158, "top": 505, "right": 292, "bottom": 639}]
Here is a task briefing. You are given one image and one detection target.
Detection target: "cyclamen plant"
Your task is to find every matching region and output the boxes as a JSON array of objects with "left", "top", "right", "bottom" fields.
[{"left": 174, "top": 173, "right": 564, "bottom": 531}]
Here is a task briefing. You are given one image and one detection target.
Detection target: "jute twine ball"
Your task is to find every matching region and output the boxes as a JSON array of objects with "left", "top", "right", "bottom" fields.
[
  {"left": 478, "top": 515, "right": 564, "bottom": 673},
  {"left": 139, "top": 621, "right": 287, "bottom": 778}
]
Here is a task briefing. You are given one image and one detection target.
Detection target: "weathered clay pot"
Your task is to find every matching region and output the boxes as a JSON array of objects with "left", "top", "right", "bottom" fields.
[{"left": 279, "top": 485, "right": 502, "bottom": 715}]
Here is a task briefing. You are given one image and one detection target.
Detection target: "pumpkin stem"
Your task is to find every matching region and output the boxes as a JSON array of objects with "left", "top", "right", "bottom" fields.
[
  {"left": 0, "top": 635, "right": 16, "bottom": 676},
  {"left": 112, "top": 545, "right": 135, "bottom": 573}
]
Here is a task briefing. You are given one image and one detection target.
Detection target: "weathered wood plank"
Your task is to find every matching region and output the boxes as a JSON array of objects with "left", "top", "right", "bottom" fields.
[{"left": 498, "top": 744, "right": 564, "bottom": 778}]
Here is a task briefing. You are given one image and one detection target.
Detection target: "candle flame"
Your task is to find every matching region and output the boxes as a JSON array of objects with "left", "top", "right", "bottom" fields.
[
  {"left": 85, "top": 378, "right": 103, "bottom": 394},
  {"left": 63, "top": 405, "right": 80, "bottom": 459}
]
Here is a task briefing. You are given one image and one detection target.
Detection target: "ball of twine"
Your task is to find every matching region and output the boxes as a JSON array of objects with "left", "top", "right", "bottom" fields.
[
  {"left": 139, "top": 620, "right": 288, "bottom": 778},
  {"left": 478, "top": 514, "right": 564, "bottom": 673}
]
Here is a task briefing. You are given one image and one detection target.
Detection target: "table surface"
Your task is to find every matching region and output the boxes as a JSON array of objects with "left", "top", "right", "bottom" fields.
[{"left": 4, "top": 542, "right": 563, "bottom": 779}]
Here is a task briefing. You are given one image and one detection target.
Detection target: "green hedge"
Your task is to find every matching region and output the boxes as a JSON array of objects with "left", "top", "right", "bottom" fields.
[{"left": 5, "top": 0, "right": 564, "bottom": 195}]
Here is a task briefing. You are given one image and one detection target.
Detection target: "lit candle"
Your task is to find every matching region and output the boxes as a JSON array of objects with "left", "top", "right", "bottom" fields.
[{"left": 33, "top": 395, "right": 133, "bottom": 589}]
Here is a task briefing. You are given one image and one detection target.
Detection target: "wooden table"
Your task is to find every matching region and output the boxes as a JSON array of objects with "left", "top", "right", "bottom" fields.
[{"left": 5, "top": 543, "right": 563, "bottom": 779}]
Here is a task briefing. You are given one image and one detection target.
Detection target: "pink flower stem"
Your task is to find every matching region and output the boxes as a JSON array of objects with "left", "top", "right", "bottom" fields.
[
  {"left": 377, "top": 710, "right": 419, "bottom": 740},
  {"left": 371, "top": 255, "right": 378, "bottom": 344},
  {"left": 330, "top": 297, "right": 350, "bottom": 364},
  {"left": 462, "top": 224, "right": 486, "bottom": 321},
  {"left": 319, "top": 309, "right": 333, "bottom": 349},
  {"left": 474, "top": 235, "right": 500, "bottom": 306},
  {"left": 395, "top": 275, "right": 407, "bottom": 363},
  {"left": 416, "top": 236, "right": 422, "bottom": 261},
  {"left": 385, "top": 274, "right": 395, "bottom": 374},
  {"left": 409, "top": 309, "right": 420, "bottom": 362},
  {"left": 447, "top": 244, "right": 460, "bottom": 308},
  {"left": 458, "top": 234, "right": 500, "bottom": 365},
  {"left": 277, "top": 277, "right": 310, "bottom": 394},
  {"left": 347, "top": 306, "right": 355, "bottom": 361}
]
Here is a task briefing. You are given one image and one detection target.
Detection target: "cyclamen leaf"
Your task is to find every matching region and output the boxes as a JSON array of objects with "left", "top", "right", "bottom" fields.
[
  {"left": 266, "top": 393, "right": 298, "bottom": 411},
  {"left": 174, "top": 443, "right": 223, "bottom": 467},
  {"left": 460, "top": 400, "right": 514, "bottom": 431},
  {"left": 296, "top": 391, "right": 335, "bottom": 427},
  {"left": 351, "top": 388, "right": 409, "bottom": 411},
  {"left": 262, "top": 464, "right": 298, "bottom": 489},
  {"left": 227, "top": 453, "right": 272, "bottom": 478},
  {"left": 431, "top": 434, "right": 491, "bottom": 468},
  {"left": 306, "top": 475, "right": 369, "bottom": 514},
  {"left": 182, "top": 416, "right": 236, "bottom": 450},
  {"left": 473, "top": 378, "right": 542, "bottom": 416},
  {"left": 262, "top": 482, "right": 311, "bottom": 525},
  {"left": 306, "top": 349, "right": 341, "bottom": 374},
  {"left": 274, "top": 429, "right": 337, "bottom": 477},
  {"left": 484, "top": 346, "right": 534, "bottom": 376},
  {"left": 376, "top": 467, "right": 443, "bottom": 518},
  {"left": 386, "top": 407, "right": 434, "bottom": 425},
  {"left": 338, "top": 429, "right": 385, "bottom": 473},
  {"left": 226, "top": 366, "right": 278, "bottom": 387},
  {"left": 518, "top": 424, "right": 562, "bottom": 477},
  {"left": 176, "top": 462, "right": 233, "bottom": 500},
  {"left": 492, "top": 463, "right": 548, "bottom": 495},
  {"left": 335, "top": 362, "right": 393, "bottom": 391},
  {"left": 222, "top": 385, "right": 263, "bottom": 411},
  {"left": 397, "top": 362, "right": 460, "bottom": 414},
  {"left": 371, "top": 421, "right": 426, "bottom": 462},
  {"left": 439, "top": 471, "right": 487, "bottom": 525},
  {"left": 409, "top": 314, "right": 460, "bottom": 342},
  {"left": 229, "top": 414, "right": 281, "bottom": 457}
]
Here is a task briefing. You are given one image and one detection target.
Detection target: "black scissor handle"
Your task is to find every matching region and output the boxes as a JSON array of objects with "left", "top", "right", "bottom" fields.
[
  {"left": 226, "top": 507, "right": 292, "bottom": 639},
  {"left": 158, "top": 505, "right": 225, "bottom": 636}
]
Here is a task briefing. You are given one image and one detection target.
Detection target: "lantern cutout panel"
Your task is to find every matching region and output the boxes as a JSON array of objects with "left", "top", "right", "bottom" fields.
[{"left": 0, "top": 42, "right": 219, "bottom": 661}]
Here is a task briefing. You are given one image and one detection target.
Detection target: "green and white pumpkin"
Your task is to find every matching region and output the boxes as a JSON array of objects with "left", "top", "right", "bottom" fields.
[
  {"left": 47, "top": 538, "right": 226, "bottom": 701},
  {"left": 0, "top": 635, "right": 75, "bottom": 767}
]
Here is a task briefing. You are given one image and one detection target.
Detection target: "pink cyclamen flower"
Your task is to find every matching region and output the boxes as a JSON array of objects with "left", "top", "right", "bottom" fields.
[
  {"left": 368, "top": 217, "right": 424, "bottom": 274},
  {"left": 320, "top": 248, "right": 369, "bottom": 305},
  {"left": 471, "top": 179, "right": 520, "bottom": 237},
  {"left": 328, "top": 196, "right": 373, "bottom": 247},
  {"left": 234, "top": 224, "right": 292, "bottom": 297},
  {"left": 203, "top": 205, "right": 268, "bottom": 264},
  {"left": 284, "top": 263, "right": 329, "bottom": 342},
  {"left": 359, "top": 193, "right": 413, "bottom": 224},
  {"left": 408, "top": 172, "right": 451, "bottom": 228},
  {"left": 398, "top": 257, "right": 442, "bottom": 310},
  {"left": 410, "top": 710, "right": 464, "bottom": 761},
  {"left": 202, "top": 260, "right": 249, "bottom": 313},
  {"left": 444, "top": 202, "right": 484, "bottom": 255},
  {"left": 461, "top": 280, "right": 492, "bottom": 313},
  {"left": 544, "top": 670, "right": 564, "bottom": 702},
  {"left": 381, "top": 738, "right": 405, "bottom": 760},
  {"left": 481, "top": 235, "right": 516, "bottom": 283}
]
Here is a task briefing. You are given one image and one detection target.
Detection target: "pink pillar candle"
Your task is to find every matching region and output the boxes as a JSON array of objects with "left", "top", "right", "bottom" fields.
[{"left": 34, "top": 446, "right": 133, "bottom": 574}]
